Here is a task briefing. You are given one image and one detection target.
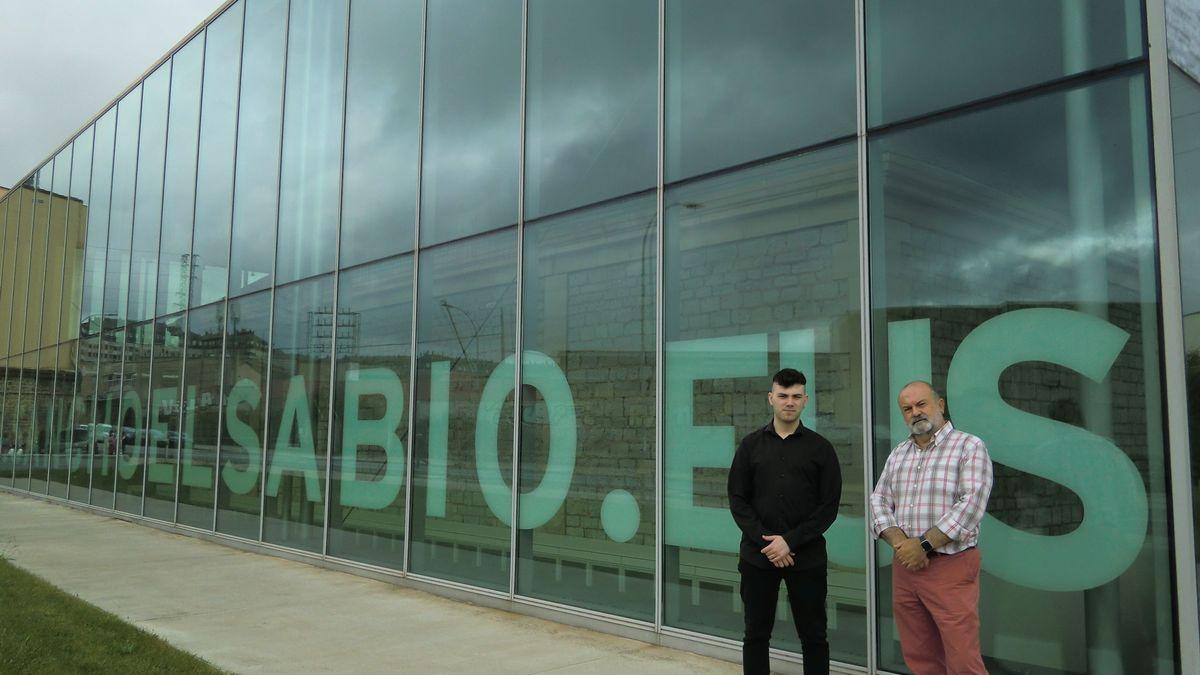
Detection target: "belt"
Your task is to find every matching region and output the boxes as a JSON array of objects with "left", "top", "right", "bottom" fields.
[{"left": 928, "top": 546, "right": 975, "bottom": 558}]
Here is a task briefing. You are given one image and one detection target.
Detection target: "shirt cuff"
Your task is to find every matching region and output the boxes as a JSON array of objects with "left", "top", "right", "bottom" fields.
[
  {"left": 935, "top": 513, "right": 970, "bottom": 542},
  {"left": 870, "top": 512, "right": 900, "bottom": 538}
]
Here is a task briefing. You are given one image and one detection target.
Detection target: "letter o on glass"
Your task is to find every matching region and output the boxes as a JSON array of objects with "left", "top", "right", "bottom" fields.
[{"left": 475, "top": 351, "right": 577, "bottom": 529}]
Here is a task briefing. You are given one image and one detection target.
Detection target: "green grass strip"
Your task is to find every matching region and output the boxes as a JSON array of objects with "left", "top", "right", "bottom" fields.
[{"left": 0, "top": 556, "right": 224, "bottom": 675}]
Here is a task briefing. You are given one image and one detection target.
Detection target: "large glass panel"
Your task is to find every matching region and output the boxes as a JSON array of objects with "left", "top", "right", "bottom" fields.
[
  {"left": 263, "top": 277, "right": 334, "bottom": 552},
  {"left": 216, "top": 291, "right": 271, "bottom": 539},
  {"left": 158, "top": 35, "right": 205, "bottom": 318},
  {"left": 410, "top": 229, "right": 517, "bottom": 590},
  {"left": 661, "top": 144, "right": 865, "bottom": 662},
  {"left": 115, "top": 321, "right": 153, "bottom": 514},
  {"left": 0, "top": 358, "right": 11, "bottom": 487},
  {"left": 869, "top": 72, "right": 1174, "bottom": 673},
  {"left": 24, "top": 170, "right": 50, "bottom": 357},
  {"left": 338, "top": 0, "right": 422, "bottom": 268},
  {"left": 12, "top": 178, "right": 36, "bottom": 360},
  {"left": 29, "top": 347, "right": 56, "bottom": 494},
  {"left": 0, "top": 199, "right": 7, "bottom": 360},
  {"left": 144, "top": 313, "right": 186, "bottom": 522},
  {"left": 275, "top": 0, "right": 348, "bottom": 285},
  {"left": 61, "top": 128, "right": 94, "bottom": 344},
  {"left": 178, "top": 304, "right": 225, "bottom": 529},
  {"left": 192, "top": 2, "right": 244, "bottom": 307},
  {"left": 866, "top": 0, "right": 1144, "bottom": 126},
  {"left": 82, "top": 111, "right": 116, "bottom": 336},
  {"left": 665, "top": 0, "right": 855, "bottom": 182},
  {"left": 524, "top": 0, "right": 655, "bottom": 221},
  {"left": 128, "top": 63, "right": 171, "bottom": 324},
  {"left": 0, "top": 198, "right": 18, "bottom": 359},
  {"left": 67, "top": 336, "right": 101, "bottom": 503},
  {"left": 25, "top": 167, "right": 53, "bottom": 355},
  {"left": 42, "top": 151, "right": 72, "bottom": 351},
  {"left": 516, "top": 195, "right": 656, "bottom": 619},
  {"left": 327, "top": 256, "right": 412, "bottom": 567},
  {"left": 12, "top": 369, "right": 30, "bottom": 489},
  {"left": 104, "top": 87, "right": 142, "bottom": 330},
  {"left": 89, "top": 329, "right": 125, "bottom": 508},
  {"left": 229, "top": 0, "right": 287, "bottom": 298},
  {"left": 420, "top": 0, "right": 521, "bottom": 246},
  {"left": 47, "top": 342, "right": 76, "bottom": 499},
  {"left": 0, "top": 200, "right": 6, "bottom": 482}
]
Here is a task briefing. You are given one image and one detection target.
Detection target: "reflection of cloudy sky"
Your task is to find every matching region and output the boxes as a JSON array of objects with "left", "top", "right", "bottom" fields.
[
  {"left": 870, "top": 1, "right": 1139, "bottom": 125},
  {"left": 876, "top": 73, "right": 1156, "bottom": 308},
  {"left": 229, "top": 0, "right": 287, "bottom": 296},
  {"left": 420, "top": 0, "right": 522, "bottom": 246},
  {"left": 339, "top": 0, "right": 422, "bottom": 268},
  {"left": 192, "top": 5, "right": 244, "bottom": 302},
  {"left": 525, "top": 0, "right": 657, "bottom": 220},
  {"left": 667, "top": 0, "right": 855, "bottom": 181}
]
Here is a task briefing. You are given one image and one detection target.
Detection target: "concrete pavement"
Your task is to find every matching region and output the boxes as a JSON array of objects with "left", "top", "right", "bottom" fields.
[{"left": 0, "top": 491, "right": 740, "bottom": 674}]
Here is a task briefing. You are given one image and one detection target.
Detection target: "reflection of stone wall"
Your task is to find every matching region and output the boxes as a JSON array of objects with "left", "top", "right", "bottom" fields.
[{"left": 676, "top": 213, "right": 865, "bottom": 528}]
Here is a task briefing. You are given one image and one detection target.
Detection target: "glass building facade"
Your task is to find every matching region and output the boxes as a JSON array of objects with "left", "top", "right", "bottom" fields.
[{"left": 1, "top": 1, "right": 1197, "bottom": 672}]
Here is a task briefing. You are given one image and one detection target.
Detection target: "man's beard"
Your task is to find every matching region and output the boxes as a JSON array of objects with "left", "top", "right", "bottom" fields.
[{"left": 909, "top": 417, "right": 934, "bottom": 435}]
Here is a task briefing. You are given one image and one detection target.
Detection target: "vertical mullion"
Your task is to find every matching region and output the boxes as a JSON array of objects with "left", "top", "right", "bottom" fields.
[
  {"left": 653, "top": 0, "right": 665, "bottom": 635},
  {"left": 1145, "top": 0, "right": 1199, "bottom": 671},
  {"left": 322, "top": 0, "right": 353, "bottom": 559},
  {"left": 855, "top": 0, "right": 877, "bottom": 672},
  {"left": 402, "top": 0, "right": 430, "bottom": 576},
  {"left": 509, "top": 0, "right": 529, "bottom": 601}
]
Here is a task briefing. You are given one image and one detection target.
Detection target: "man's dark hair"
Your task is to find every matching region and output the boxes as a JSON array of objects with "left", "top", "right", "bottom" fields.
[{"left": 771, "top": 368, "right": 806, "bottom": 389}]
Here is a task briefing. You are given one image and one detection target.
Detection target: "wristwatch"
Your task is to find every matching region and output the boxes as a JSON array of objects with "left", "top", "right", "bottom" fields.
[{"left": 919, "top": 536, "right": 934, "bottom": 556}]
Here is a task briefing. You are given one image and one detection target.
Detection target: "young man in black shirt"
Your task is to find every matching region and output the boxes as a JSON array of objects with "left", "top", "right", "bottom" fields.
[{"left": 727, "top": 368, "right": 842, "bottom": 675}]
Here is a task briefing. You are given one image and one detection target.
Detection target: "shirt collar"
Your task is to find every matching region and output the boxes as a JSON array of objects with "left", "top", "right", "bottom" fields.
[
  {"left": 764, "top": 419, "right": 805, "bottom": 439},
  {"left": 904, "top": 420, "right": 955, "bottom": 451}
]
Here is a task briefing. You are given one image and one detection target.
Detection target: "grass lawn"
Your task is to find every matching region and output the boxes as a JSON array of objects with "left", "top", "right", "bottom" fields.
[{"left": 0, "top": 556, "right": 223, "bottom": 674}]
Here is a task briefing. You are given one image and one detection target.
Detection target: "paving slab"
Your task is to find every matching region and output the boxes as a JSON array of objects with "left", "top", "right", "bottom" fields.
[{"left": 0, "top": 491, "right": 739, "bottom": 675}]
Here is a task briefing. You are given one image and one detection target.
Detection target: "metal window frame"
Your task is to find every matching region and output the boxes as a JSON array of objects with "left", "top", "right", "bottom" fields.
[{"left": 1146, "top": 0, "right": 1200, "bottom": 671}]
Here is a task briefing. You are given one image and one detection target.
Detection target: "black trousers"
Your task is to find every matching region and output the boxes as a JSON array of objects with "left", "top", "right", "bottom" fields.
[{"left": 739, "top": 559, "right": 830, "bottom": 675}]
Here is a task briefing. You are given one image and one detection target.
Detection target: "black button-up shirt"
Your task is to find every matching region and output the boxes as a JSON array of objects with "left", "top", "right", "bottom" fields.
[{"left": 727, "top": 420, "right": 842, "bottom": 570}]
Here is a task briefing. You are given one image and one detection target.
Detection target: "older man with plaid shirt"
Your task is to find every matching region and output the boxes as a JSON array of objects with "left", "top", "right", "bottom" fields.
[{"left": 870, "top": 380, "right": 993, "bottom": 675}]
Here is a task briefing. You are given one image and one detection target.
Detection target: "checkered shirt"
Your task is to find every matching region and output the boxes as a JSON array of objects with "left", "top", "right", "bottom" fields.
[{"left": 870, "top": 422, "right": 993, "bottom": 554}]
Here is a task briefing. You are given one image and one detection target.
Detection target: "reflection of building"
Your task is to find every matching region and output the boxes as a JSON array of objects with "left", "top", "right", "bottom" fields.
[
  {"left": 306, "top": 306, "right": 359, "bottom": 358},
  {"left": 3, "top": 2, "right": 1200, "bottom": 674}
]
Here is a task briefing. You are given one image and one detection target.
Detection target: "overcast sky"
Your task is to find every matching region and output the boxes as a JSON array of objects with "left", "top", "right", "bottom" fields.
[{"left": 0, "top": 0, "right": 225, "bottom": 189}]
